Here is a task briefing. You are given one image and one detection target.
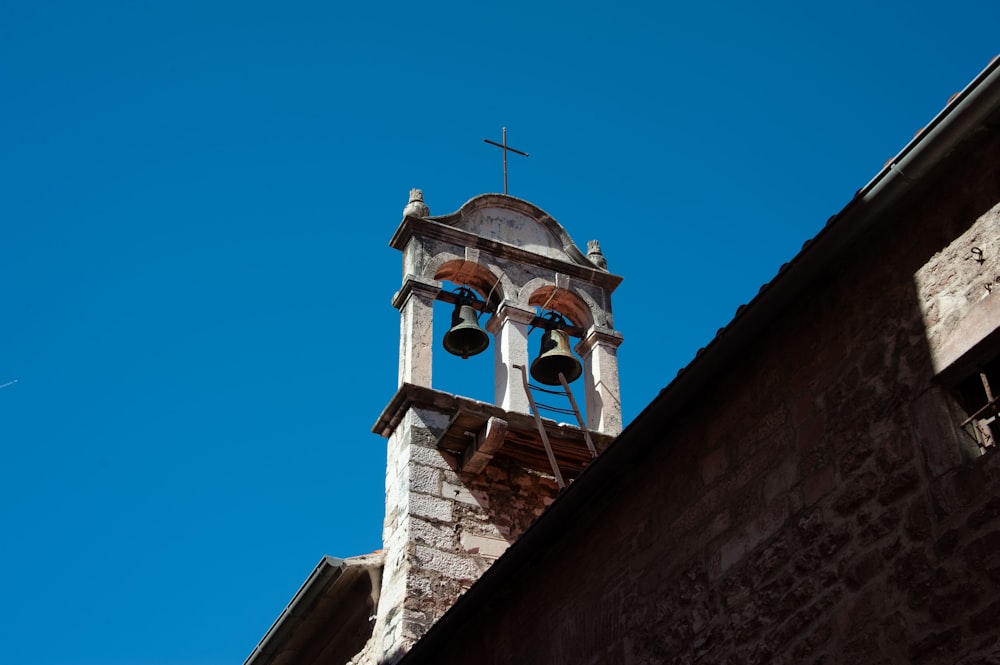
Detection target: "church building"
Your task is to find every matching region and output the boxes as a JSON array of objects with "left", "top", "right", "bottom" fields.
[{"left": 245, "top": 56, "right": 1000, "bottom": 664}]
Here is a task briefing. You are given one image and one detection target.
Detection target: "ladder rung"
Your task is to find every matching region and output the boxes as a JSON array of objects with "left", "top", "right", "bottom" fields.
[
  {"left": 528, "top": 383, "right": 569, "bottom": 396},
  {"left": 514, "top": 363, "right": 599, "bottom": 491},
  {"left": 534, "top": 402, "right": 577, "bottom": 416}
]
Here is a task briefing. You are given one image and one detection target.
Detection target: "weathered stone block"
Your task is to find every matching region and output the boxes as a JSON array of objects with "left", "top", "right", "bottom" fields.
[
  {"left": 700, "top": 448, "right": 728, "bottom": 485},
  {"left": 966, "top": 495, "right": 1000, "bottom": 530},
  {"left": 414, "top": 545, "right": 480, "bottom": 581},
  {"left": 410, "top": 464, "right": 441, "bottom": 495},
  {"left": 459, "top": 532, "right": 510, "bottom": 559},
  {"left": 441, "top": 481, "right": 479, "bottom": 506},
  {"left": 908, "top": 625, "right": 963, "bottom": 662},
  {"left": 833, "top": 471, "right": 879, "bottom": 514},
  {"left": 878, "top": 466, "right": 920, "bottom": 505},
  {"left": 803, "top": 466, "right": 835, "bottom": 506},
  {"left": 763, "top": 458, "right": 799, "bottom": 504},
  {"left": 409, "top": 492, "right": 453, "bottom": 522},
  {"left": 838, "top": 549, "right": 885, "bottom": 589},
  {"left": 409, "top": 443, "right": 452, "bottom": 470},
  {"left": 411, "top": 518, "right": 454, "bottom": 550},
  {"left": 968, "top": 598, "right": 1000, "bottom": 634}
]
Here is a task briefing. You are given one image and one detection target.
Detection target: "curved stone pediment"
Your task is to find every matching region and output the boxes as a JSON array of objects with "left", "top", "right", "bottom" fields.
[{"left": 430, "top": 194, "right": 596, "bottom": 269}]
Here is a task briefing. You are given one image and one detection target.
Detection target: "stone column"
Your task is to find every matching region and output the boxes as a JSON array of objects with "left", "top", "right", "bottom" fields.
[
  {"left": 392, "top": 275, "right": 441, "bottom": 388},
  {"left": 486, "top": 300, "right": 537, "bottom": 415},
  {"left": 576, "top": 326, "right": 624, "bottom": 435}
]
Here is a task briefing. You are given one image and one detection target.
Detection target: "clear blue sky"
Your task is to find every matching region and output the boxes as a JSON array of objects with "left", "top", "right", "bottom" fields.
[{"left": 0, "top": 2, "right": 996, "bottom": 663}]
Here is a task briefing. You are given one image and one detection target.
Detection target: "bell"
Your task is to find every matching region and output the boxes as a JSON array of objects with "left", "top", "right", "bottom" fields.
[
  {"left": 530, "top": 328, "right": 582, "bottom": 385},
  {"left": 442, "top": 303, "right": 490, "bottom": 359}
]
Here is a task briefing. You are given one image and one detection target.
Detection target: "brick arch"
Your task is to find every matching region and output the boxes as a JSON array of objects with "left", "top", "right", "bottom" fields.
[
  {"left": 521, "top": 279, "right": 596, "bottom": 333},
  {"left": 431, "top": 257, "right": 508, "bottom": 309}
]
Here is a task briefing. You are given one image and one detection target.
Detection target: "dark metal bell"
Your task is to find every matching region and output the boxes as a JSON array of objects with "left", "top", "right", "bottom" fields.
[
  {"left": 442, "top": 303, "right": 490, "bottom": 359},
  {"left": 530, "top": 328, "right": 582, "bottom": 385}
]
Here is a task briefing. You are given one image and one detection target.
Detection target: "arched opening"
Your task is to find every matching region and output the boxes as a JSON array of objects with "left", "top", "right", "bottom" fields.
[
  {"left": 525, "top": 284, "right": 595, "bottom": 331},
  {"left": 524, "top": 305, "right": 589, "bottom": 426},
  {"left": 432, "top": 263, "right": 501, "bottom": 403}
]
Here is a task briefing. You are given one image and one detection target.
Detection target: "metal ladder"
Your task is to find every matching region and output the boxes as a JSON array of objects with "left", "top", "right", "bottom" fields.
[{"left": 513, "top": 364, "right": 597, "bottom": 489}]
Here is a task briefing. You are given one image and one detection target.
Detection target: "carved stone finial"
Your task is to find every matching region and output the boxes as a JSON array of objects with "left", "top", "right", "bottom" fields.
[
  {"left": 587, "top": 240, "right": 608, "bottom": 270},
  {"left": 403, "top": 188, "right": 430, "bottom": 218}
]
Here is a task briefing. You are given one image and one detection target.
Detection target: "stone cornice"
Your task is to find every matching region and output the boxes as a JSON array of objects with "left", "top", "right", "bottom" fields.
[
  {"left": 575, "top": 325, "right": 625, "bottom": 357},
  {"left": 391, "top": 274, "right": 442, "bottom": 310}
]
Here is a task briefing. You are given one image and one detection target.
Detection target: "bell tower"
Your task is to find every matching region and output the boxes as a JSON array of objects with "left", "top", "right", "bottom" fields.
[{"left": 364, "top": 189, "right": 623, "bottom": 663}]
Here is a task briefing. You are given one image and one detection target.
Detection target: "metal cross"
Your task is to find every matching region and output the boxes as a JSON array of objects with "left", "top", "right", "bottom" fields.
[{"left": 483, "top": 127, "right": 529, "bottom": 195}]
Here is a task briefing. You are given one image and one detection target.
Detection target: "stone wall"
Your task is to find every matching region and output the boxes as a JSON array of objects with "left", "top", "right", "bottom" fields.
[
  {"left": 399, "top": 116, "right": 1000, "bottom": 663},
  {"left": 362, "top": 405, "right": 559, "bottom": 664}
]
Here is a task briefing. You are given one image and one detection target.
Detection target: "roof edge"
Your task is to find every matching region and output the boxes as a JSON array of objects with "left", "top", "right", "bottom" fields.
[
  {"left": 244, "top": 552, "right": 384, "bottom": 665},
  {"left": 244, "top": 556, "right": 346, "bottom": 665}
]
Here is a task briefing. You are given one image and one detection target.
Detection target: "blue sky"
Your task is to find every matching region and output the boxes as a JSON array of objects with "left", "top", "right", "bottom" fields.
[{"left": 0, "top": 2, "right": 996, "bottom": 663}]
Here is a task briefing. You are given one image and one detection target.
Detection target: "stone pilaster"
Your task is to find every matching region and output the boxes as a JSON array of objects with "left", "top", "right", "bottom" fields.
[
  {"left": 486, "top": 301, "right": 537, "bottom": 415},
  {"left": 393, "top": 275, "right": 441, "bottom": 388},
  {"left": 576, "top": 326, "right": 624, "bottom": 435}
]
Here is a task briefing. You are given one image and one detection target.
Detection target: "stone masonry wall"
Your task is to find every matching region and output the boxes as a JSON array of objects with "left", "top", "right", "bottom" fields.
[
  {"left": 915, "top": 201, "right": 1000, "bottom": 361},
  {"left": 360, "top": 406, "right": 559, "bottom": 664},
  {"left": 405, "top": 126, "right": 1000, "bottom": 662}
]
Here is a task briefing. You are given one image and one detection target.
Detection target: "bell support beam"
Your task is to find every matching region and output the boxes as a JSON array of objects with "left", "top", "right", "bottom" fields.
[
  {"left": 393, "top": 274, "right": 442, "bottom": 388},
  {"left": 462, "top": 416, "right": 509, "bottom": 474},
  {"left": 486, "top": 301, "right": 537, "bottom": 415},
  {"left": 576, "top": 326, "right": 625, "bottom": 436},
  {"left": 433, "top": 289, "right": 584, "bottom": 337}
]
